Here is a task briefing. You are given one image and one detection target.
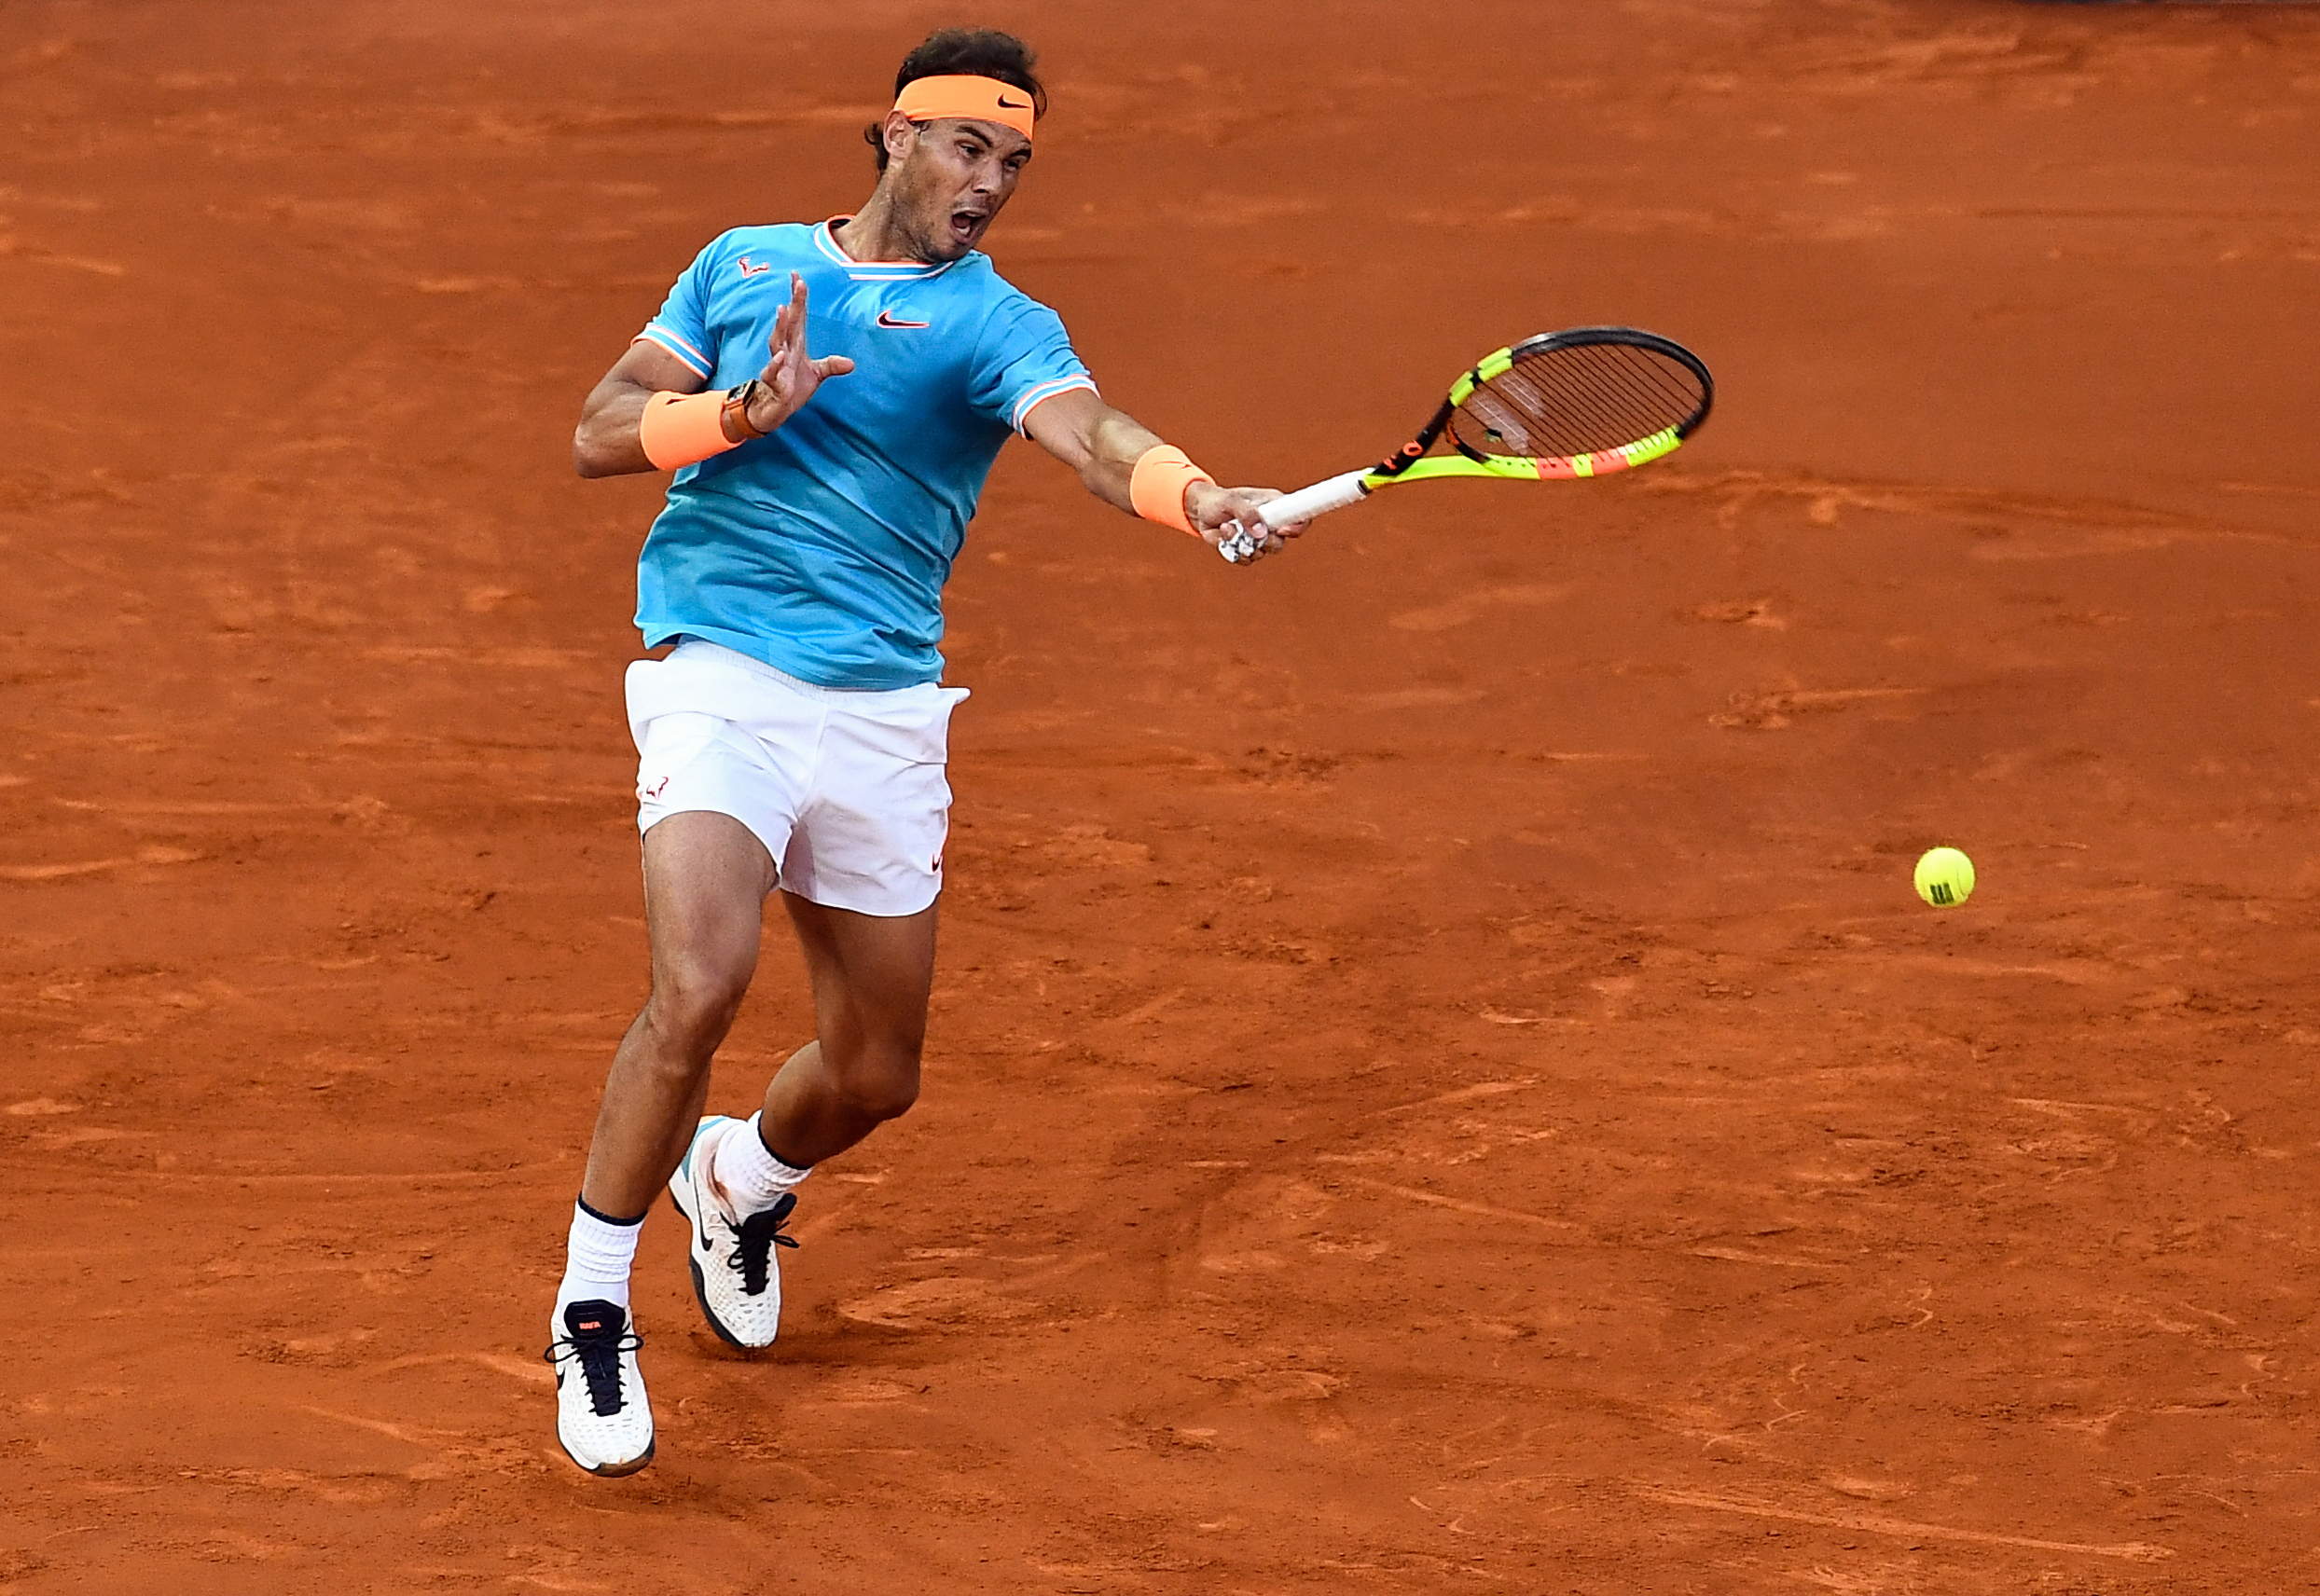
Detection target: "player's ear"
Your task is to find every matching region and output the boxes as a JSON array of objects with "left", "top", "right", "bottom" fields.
[{"left": 879, "top": 110, "right": 919, "bottom": 169}]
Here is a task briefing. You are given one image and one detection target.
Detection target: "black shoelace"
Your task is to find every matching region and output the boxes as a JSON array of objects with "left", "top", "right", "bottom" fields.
[
  {"left": 729, "top": 1190, "right": 799, "bottom": 1296},
  {"left": 545, "top": 1310, "right": 643, "bottom": 1417}
]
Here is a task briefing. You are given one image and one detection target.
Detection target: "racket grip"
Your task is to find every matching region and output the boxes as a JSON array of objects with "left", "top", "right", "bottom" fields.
[{"left": 1256, "top": 470, "right": 1372, "bottom": 530}]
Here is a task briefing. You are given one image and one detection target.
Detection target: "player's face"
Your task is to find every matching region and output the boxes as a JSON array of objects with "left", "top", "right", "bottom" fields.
[{"left": 890, "top": 117, "right": 1031, "bottom": 261}]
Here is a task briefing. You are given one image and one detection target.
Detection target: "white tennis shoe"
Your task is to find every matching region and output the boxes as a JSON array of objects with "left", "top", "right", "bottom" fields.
[
  {"left": 545, "top": 1299, "right": 654, "bottom": 1476},
  {"left": 668, "top": 1115, "right": 797, "bottom": 1350}
]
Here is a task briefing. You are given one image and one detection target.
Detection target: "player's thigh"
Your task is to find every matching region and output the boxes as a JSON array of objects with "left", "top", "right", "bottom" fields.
[
  {"left": 780, "top": 891, "right": 938, "bottom": 1053},
  {"left": 641, "top": 810, "right": 780, "bottom": 1008}
]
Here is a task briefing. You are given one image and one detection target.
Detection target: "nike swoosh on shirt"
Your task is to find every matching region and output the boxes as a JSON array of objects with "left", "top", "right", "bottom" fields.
[{"left": 877, "top": 310, "right": 931, "bottom": 329}]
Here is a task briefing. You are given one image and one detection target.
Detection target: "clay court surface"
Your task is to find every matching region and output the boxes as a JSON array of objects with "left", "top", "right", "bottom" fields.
[{"left": 10, "top": 0, "right": 2320, "bottom": 1589}]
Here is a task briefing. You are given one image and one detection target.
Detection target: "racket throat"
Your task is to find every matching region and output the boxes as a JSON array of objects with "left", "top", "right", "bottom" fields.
[
  {"left": 1373, "top": 440, "right": 1429, "bottom": 477},
  {"left": 1373, "top": 399, "right": 1459, "bottom": 477}
]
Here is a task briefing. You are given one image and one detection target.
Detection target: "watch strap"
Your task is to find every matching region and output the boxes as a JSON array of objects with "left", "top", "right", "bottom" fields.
[{"left": 722, "top": 380, "right": 766, "bottom": 441}]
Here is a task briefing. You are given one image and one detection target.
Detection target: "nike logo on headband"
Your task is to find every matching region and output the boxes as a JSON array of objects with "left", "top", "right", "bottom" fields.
[{"left": 998, "top": 94, "right": 1030, "bottom": 109}]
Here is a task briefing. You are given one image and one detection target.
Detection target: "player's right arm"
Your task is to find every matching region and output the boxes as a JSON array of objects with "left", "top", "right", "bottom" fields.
[
  {"left": 573, "top": 272, "right": 855, "bottom": 479},
  {"left": 1023, "top": 388, "right": 1301, "bottom": 557}
]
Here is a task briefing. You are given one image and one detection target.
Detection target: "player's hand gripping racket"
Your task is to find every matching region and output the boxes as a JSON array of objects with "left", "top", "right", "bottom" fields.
[{"left": 1220, "top": 327, "right": 1714, "bottom": 563}]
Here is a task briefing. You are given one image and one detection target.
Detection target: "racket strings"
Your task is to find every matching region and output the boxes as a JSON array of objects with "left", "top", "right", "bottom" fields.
[
  {"left": 1450, "top": 341, "right": 1706, "bottom": 461},
  {"left": 1474, "top": 347, "right": 1692, "bottom": 455},
  {"left": 1552, "top": 343, "right": 1705, "bottom": 433}
]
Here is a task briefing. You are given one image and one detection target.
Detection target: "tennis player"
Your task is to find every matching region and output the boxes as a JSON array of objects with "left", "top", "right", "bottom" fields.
[{"left": 544, "top": 28, "right": 1302, "bottom": 1475}]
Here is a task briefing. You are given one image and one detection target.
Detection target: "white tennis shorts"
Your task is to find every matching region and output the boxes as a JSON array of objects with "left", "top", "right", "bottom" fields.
[{"left": 625, "top": 640, "right": 968, "bottom": 917}]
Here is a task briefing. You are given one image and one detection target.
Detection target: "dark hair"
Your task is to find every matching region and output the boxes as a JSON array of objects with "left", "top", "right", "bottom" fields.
[{"left": 865, "top": 28, "right": 1046, "bottom": 172}]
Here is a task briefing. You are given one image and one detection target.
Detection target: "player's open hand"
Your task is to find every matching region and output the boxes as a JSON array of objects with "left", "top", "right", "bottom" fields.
[
  {"left": 746, "top": 273, "right": 855, "bottom": 434},
  {"left": 1188, "top": 483, "right": 1305, "bottom": 565}
]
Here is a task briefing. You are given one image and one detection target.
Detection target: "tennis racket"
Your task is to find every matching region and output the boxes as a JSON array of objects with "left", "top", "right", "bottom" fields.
[{"left": 1221, "top": 326, "right": 1714, "bottom": 563}]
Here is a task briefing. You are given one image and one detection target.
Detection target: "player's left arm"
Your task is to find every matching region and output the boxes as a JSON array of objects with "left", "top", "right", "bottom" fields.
[
  {"left": 1023, "top": 388, "right": 1305, "bottom": 559},
  {"left": 574, "top": 273, "right": 853, "bottom": 479}
]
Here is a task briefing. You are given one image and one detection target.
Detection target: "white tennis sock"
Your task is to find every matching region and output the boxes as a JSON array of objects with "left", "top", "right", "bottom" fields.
[
  {"left": 709, "top": 1110, "right": 812, "bottom": 1218},
  {"left": 554, "top": 1197, "right": 643, "bottom": 1316}
]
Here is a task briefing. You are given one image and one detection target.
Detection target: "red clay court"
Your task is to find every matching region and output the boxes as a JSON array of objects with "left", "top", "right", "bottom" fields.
[{"left": 7, "top": 2, "right": 2320, "bottom": 1589}]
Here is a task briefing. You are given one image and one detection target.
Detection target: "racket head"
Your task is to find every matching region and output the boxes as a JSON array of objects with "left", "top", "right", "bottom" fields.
[{"left": 1441, "top": 327, "right": 1713, "bottom": 479}]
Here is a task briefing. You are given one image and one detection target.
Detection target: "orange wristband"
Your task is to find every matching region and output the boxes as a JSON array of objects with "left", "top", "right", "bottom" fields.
[
  {"left": 640, "top": 390, "right": 742, "bottom": 472},
  {"left": 1128, "top": 445, "right": 1213, "bottom": 536}
]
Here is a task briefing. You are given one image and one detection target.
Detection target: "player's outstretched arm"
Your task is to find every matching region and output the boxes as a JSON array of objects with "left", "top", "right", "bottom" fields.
[
  {"left": 1022, "top": 389, "right": 1307, "bottom": 560},
  {"left": 574, "top": 274, "right": 854, "bottom": 479}
]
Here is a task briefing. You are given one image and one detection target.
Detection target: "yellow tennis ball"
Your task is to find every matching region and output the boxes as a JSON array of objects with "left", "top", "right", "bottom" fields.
[{"left": 1913, "top": 846, "right": 1975, "bottom": 908}]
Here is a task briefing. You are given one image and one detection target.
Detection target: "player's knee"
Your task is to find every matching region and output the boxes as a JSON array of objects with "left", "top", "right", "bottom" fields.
[{"left": 646, "top": 958, "right": 751, "bottom": 1052}]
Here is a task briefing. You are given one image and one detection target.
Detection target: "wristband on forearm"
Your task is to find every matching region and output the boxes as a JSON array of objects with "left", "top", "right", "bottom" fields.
[
  {"left": 1128, "top": 445, "right": 1214, "bottom": 536},
  {"left": 640, "top": 389, "right": 748, "bottom": 472}
]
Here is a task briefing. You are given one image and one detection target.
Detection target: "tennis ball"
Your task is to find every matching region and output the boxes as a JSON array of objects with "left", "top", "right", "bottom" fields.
[{"left": 1913, "top": 846, "right": 1975, "bottom": 908}]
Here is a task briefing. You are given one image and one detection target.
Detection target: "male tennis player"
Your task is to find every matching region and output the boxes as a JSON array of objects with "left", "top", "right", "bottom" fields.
[{"left": 544, "top": 28, "right": 1302, "bottom": 1475}]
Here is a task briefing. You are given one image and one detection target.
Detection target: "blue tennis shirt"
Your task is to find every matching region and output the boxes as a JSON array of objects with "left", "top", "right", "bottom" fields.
[{"left": 633, "top": 220, "right": 1097, "bottom": 689}]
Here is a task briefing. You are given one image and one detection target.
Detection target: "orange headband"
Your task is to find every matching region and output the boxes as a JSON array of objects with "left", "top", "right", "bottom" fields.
[{"left": 893, "top": 75, "right": 1036, "bottom": 142}]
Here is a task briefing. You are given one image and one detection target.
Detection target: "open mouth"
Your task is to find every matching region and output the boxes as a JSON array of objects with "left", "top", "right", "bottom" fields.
[{"left": 948, "top": 210, "right": 986, "bottom": 246}]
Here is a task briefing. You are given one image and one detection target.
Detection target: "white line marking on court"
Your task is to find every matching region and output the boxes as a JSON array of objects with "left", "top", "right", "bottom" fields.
[
  {"left": 1634, "top": 1486, "right": 2172, "bottom": 1561},
  {"left": 1337, "top": 1176, "right": 1581, "bottom": 1231},
  {"left": 1688, "top": 1246, "right": 1836, "bottom": 1270},
  {"left": 374, "top": 1351, "right": 552, "bottom": 1386},
  {"left": 300, "top": 1405, "right": 457, "bottom": 1446}
]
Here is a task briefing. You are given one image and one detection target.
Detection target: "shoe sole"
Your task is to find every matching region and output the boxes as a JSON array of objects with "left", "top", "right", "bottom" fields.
[
  {"left": 560, "top": 1433, "right": 656, "bottom": 1478},
  {"left": 669, "top": 1124, "right": 763, "bottom": 1352}
]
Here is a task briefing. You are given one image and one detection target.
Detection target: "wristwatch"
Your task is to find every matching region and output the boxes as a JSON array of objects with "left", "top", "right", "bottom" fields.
[{"left": 722, "top": 379, "right": 767, "bottom": 441}]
